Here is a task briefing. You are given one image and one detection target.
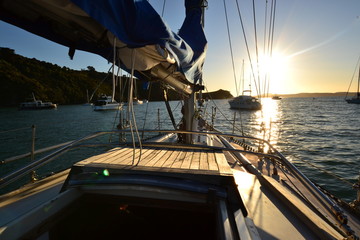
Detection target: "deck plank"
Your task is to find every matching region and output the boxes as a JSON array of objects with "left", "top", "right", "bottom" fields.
[
  {"left": 214, "top": 152, "right": 232, "bottom": 175},
  {"left": 154, "top": 150, "right": 178, "bottom": 167},
  {"left": 171, "top": 150, "right": 187, "bottom": 169},
  {"left": 153, "top": 150, "right": 175, "bottom": 167},
  {"left": 137, "top": 148, "right": 163, "bottom": 166},
  {"left": 111, "top": 148, "right": 151, "bottom": 165},
  {"left": 180, "top": 151, "right": 193, "bottom": 169},
  {"left": 208, "top": 152, "right": 219, "bottom": 171},
  {"left": 109, "top": 148, "right": 145, "bottom": 165},
  {"left": 77, "top": 147, "right": 124, "bottom": 164},
  {"left": 190, "top": 151, "right": 200, "bottom": 170},
  {"left": 161, "top": 150, "right": 181, "bottom": 168},
  {"left": 199, "top": 151, "right": 209, "bottom": 170},
  {"left": 103, "top": 148, "right": 136, "bottom": 164},
  {"left": 144, "top": 149, "right": 169, "bottom": 167}
]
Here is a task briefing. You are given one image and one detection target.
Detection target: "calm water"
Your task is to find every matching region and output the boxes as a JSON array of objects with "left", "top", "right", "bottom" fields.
[{"left": 0, "top": 97, "right": 359, "bottom": 202}]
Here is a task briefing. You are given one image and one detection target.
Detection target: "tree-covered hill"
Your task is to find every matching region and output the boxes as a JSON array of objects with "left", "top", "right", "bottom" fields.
[
  {"left": 0, "top": 47, "right": 114, "bottom": 106},
  {"left": 0, "top": 47, "right": 233, "bottom": 107}
]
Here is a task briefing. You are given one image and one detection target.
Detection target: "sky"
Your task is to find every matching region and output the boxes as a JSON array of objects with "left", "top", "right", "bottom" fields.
[{"left": 1, "top": 0, "right": 360, "bottom": 96}]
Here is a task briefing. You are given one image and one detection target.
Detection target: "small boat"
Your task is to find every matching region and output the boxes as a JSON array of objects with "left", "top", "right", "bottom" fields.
[
  {"left": 133, "top": 97, "right": 143, "bottom": 105},
  {"left": 272, "top": 95, "right": 282, "bottom": 100},
  {"left": 122, "top": 98, "right": 144, "bottom": 106},
  {"left": 345, "top": 61, "right": 360, "bottom": 104},
  {"left": 19, "top": 93, "right": 57, "bottom": 110},
  {"left": 229, "top": 91, "right": 262, "bottom": 110},
  {"left": 93, "top": 94, "right": 122, "bottom": 111},
  {"left": 346, "top": 96, "right": 360, "bottom": 104}
]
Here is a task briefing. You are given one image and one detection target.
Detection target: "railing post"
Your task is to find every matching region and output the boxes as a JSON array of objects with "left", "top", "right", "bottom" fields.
[
  {"left": 232, "top": 112, "right": 236, "bottom": 134},
  {"left": 355, "top": 174, "right": 360, "bottom": 203},
  {"left": 211, "top": 107, "right": 216, "bottom": 130},
  {"left": 31, "top": 125, "right": 37, "bottom": 182},
  {"left": 157, "top": 108, "right": 161, "bottom": 132}
]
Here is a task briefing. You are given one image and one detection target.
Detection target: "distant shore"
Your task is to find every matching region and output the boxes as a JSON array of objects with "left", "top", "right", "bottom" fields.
[{"left": 265, "top": 92, "right": 351, "bottom": 98}]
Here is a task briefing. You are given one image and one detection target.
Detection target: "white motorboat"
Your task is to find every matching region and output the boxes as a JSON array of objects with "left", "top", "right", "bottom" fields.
[{"left": 19, "top": 93, "right": 57, "bottom": 110}]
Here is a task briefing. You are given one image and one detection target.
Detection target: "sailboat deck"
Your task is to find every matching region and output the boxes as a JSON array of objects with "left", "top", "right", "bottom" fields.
[{"left": 75, "top": 146, "right": 233, "bottom": 177}]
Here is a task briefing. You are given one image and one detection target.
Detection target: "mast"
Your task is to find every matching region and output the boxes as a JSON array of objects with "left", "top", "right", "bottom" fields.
[
  {"left": 197, "top": 0, "right": 207, "bottom": 107},
  {"left": 183, "top": 0, "right": 207, "bottom": 144}
]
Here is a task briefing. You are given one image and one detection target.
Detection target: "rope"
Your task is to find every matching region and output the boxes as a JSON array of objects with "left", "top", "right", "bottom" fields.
[{"left": 128, "top": 49, "right": 142, "bottom": 165}]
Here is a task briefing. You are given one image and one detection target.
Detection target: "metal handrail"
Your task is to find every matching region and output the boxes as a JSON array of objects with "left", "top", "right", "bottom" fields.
[
  {"left": 0, "top": 131, "right": 108, "bottom": 189},
  {"left": 0, "top": 129, "right": 281, "bottom": 189}
]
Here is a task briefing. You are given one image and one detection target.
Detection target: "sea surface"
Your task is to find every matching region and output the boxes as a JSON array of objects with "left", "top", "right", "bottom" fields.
[{"left": 0, "top": 96, "right": 359, "bottom": 202}]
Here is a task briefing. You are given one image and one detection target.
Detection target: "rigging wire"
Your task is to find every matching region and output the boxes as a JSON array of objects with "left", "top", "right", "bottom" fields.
[
  {"left": 222, "top": 0, "right": 239, "bottom": 96},
  {"left": 234, "top": 0, "right": 260, "bottom": 100},
  {"left": 263, "top": 0, "right": 270, "bottom": 98},
  {"left": 265, "top": 0, "right": 277, "bottom": 98},
  {"left": 141, "top": 82, "right": 153, "bottom": 139},
  {"left": 110, "top": 66, "right": 122, "bottom": 141},
  {"left": 89, "top": 65, "right": 113, "bottom": 102},
  {"left": 293, "top": 157, "right": 355, "bottom": 187},
  {"left": 203, "top": 93, "right": 246, "bottom": 135},
  {"left": 161, "top": 0, "right": 166, "bottom": 17},
  {"left": 345, "top": 54, "right": 360, "bottom": 99},
  {"left": 251, "top": 0, "right": 262, "bottom": 100}
]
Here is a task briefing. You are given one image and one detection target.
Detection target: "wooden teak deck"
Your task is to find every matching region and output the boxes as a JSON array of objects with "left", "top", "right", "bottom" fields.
[
  {"left": 75, "top": 146, "right": 233, "bottom": 176},
  {"left": 66, "top": 146, "right": 236, "bottom": 188}
]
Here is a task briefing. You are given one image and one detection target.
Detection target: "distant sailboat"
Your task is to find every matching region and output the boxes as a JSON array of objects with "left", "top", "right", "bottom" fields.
[
  {"left": 345, "top": 59, "right": 360, "bottom": 104},
  {"left": 93, "top": 74, "right": 122, "bottom": 111},
  {"left": 228, "top": 61, "right": 262, "bottom": 110},
  {"left": 229, "top": 90, "right": 262, "bottom": 110},
  {"left": 82, "top": 89, "right": 93, "bottom": 106}
]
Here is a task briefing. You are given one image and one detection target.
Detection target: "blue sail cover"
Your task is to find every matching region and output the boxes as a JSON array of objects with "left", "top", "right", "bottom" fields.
[{"left": 0, "top": 0, "right": 207, "bottom": 86}]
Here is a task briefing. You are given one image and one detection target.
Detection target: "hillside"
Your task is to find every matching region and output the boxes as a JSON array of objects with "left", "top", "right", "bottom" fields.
[{"left": 0, "top": 48, "right": 235, "bottom": 106}]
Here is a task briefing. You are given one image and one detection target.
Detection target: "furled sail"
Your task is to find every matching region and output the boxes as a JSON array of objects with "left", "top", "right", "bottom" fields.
[{"left": 0, "top": 0, "right": 207, "bottom": 96}]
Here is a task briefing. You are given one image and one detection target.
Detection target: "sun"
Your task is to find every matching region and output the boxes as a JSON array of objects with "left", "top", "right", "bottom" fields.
[{"left": 258, "top": 52, "right": 290, "bottom": 94}]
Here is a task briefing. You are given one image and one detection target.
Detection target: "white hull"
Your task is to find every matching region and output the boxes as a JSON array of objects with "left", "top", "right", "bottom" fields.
[
  {"left": 93, "top": 95, "right": 122, "bottom": 111},
  {"left": 93, "top": 102, "right": 122, "bottom": 111},
  {"left": 228, "top": 95, "right": 262, "bottom": 110},
  {"left": 19, "top": 101, "right": 57, "bottom": 110}
]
